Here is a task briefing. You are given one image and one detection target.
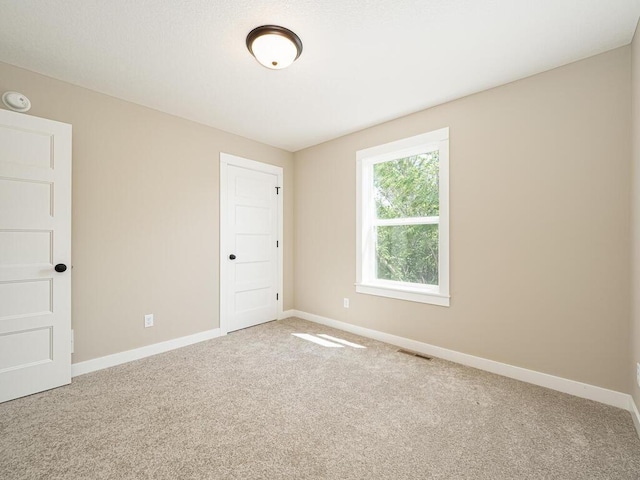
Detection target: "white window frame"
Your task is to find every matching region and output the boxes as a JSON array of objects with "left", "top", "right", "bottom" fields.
[{"left": 356, "top": 128, "right": 450, "bottom": 307}]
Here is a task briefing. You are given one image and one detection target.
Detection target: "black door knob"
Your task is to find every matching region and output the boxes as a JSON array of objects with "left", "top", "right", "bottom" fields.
[
  {"left": 229, "top": 254, "right": 236, "bottom": 260},
  {"left": 55, "top": 264, "right": 67, "bottom": 273}
]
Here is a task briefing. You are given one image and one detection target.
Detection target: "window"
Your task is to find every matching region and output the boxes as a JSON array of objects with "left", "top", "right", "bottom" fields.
[{"left": 356, "top": 128, "right": 449, "bottom": 306}]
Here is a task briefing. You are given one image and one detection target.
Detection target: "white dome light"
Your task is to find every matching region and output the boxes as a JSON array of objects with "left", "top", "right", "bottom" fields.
[{"left": 246, "top": 25, "right": 303, "bottom": 70}]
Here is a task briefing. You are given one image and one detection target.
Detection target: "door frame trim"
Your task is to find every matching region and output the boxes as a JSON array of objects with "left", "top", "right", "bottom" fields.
[{"left": 219, "top": 152, "right": 284, "bottom": 335}]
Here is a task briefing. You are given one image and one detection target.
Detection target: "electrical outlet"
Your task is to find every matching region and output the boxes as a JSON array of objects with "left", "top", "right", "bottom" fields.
[
  {"left": 637, "top": 363, "right": 640, "bottom": 388},
  {"left": 343, "top": 298, "right": 350, "bottom": 308},
  {"left": 144, "top": 314, "right": 154, "bottom": 328}
]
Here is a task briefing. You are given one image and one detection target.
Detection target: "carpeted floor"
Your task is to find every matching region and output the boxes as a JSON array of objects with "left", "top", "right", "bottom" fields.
[{"left": 1, "top": 317, "right": 639, "bottom": 479}]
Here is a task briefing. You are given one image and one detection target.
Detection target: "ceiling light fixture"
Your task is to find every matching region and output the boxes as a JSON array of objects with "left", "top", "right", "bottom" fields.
[{"left": 246, "top": 25, "right": 302, "bottom": 70}]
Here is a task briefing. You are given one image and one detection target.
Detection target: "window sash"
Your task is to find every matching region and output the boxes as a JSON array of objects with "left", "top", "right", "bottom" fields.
[
  {"left": 373, "top": 216, "right": 439, "bottom": 227},
  {"left": 371, "top": 223, "right": 440, "bottom": 288},
  {"left": 364, "top": 169, "right": 441, "bottom": 287}
]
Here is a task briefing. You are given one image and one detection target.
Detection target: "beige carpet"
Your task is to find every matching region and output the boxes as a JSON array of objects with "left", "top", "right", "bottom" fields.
[{"left": 1, "top": 317, "right": 639, "bottom": 479}]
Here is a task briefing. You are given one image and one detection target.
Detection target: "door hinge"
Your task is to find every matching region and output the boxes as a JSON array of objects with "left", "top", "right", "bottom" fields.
[
  {"left": 276, "top": 293, "right": 279, "bottom": 300},
  {"left": 276, "top": 240, "right": 279, "bottom": 248},
  {"left": 275, "top": 186, "right": 280, "bottom": 195}
]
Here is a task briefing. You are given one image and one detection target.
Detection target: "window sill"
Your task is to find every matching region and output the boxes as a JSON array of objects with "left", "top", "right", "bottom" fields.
[{"left": 355, "top": 283, "right": 450, "bottom": 307}]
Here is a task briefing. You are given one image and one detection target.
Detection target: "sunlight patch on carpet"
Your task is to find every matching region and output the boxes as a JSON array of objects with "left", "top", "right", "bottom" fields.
[
  {"left": 317, "top": 334, "right": 366, "bottom": 349},
  {"left": 292, "top": 333, "right": 344, "bottom": 347}
]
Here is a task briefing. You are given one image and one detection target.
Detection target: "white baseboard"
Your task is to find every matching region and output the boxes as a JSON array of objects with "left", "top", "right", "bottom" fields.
[
  {"left": 279, "top": 309, "right": 295, "bottom": 320},
  {"left": 630, "top": 396, "right": 640, "bottom": 439},
  {"left": 72, "top": 328, "right": 221, "bottom": 377},
  {"left": 288, "top": 310, "right": 631, "bottom": 411}
]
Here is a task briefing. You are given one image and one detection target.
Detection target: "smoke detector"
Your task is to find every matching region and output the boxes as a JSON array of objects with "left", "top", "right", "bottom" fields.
[{"left": 2, "top": 91, "right": 31, "bottom": 112}]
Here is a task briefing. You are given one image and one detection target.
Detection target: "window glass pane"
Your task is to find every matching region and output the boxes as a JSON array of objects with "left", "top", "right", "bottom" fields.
[
  {"left": 376, "top": 224, "right": 438, "bottom": 285},
  {"left": 373, "top": 152, "right": 439, "bottom": 219}
]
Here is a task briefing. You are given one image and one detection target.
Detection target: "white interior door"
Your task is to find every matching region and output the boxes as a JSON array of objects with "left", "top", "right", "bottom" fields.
[
  {"left": 0, "top": 109, "right": 72, "bottom": 403},
  {"left": 220, "top": 153, "right": 282, "bottom": 333}
]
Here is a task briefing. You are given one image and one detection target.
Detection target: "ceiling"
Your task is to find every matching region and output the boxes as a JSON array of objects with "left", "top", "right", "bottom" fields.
[{"left": 0, "top": 1, "right": 638, "bottom": 152}]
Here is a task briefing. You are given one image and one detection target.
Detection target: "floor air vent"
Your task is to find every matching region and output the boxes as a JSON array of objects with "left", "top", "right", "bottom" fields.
[{"left": 397, "top": 349, "right": 432, "bottom": 360}]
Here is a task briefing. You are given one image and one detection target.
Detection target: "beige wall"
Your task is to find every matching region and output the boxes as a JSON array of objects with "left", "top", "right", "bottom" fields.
[
  {"left": 294, "top": 47, "right": 632, "bottom": 393},
  {"left": 632, "top": 22, "right": 640, "bottom": 406},
  {"left": 0, "top": 45, "right": 633, "bottom": 393},
  {"left": 0, "top": 61, "right": 295, "bottom": 363}
]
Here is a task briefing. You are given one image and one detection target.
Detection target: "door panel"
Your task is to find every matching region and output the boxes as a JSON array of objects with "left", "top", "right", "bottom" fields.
[
  {"left": 234, "top": 288, "right": 271, "bottom": 313},
  {"left": 0, "top": 279, "right": 52, "bottom": 318},
  {"left": 0, "top": 126, "right": 52, "bottom": 168},
  {"left": 0, "top": 178, "right": 53, "bottom": 222},
  {"left": 0, "top": 230, "right": 52, "bottom": 265},
  {"left": 236, "top": 234, "right": 272, "bottom": 262},
  {"left": 0, "top": 110, "right": 72, "bottom": 403},
  {"left": 0, "top": 327, "right": 52, "bottom": 371},
  {"left": 235, "top": 205, "right": 270, "bottom": 233}
]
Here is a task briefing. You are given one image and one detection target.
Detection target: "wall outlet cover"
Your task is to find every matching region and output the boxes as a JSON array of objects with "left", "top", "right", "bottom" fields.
[{"left": 144, "top": 314, "right": 154, "bottom": 328}]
